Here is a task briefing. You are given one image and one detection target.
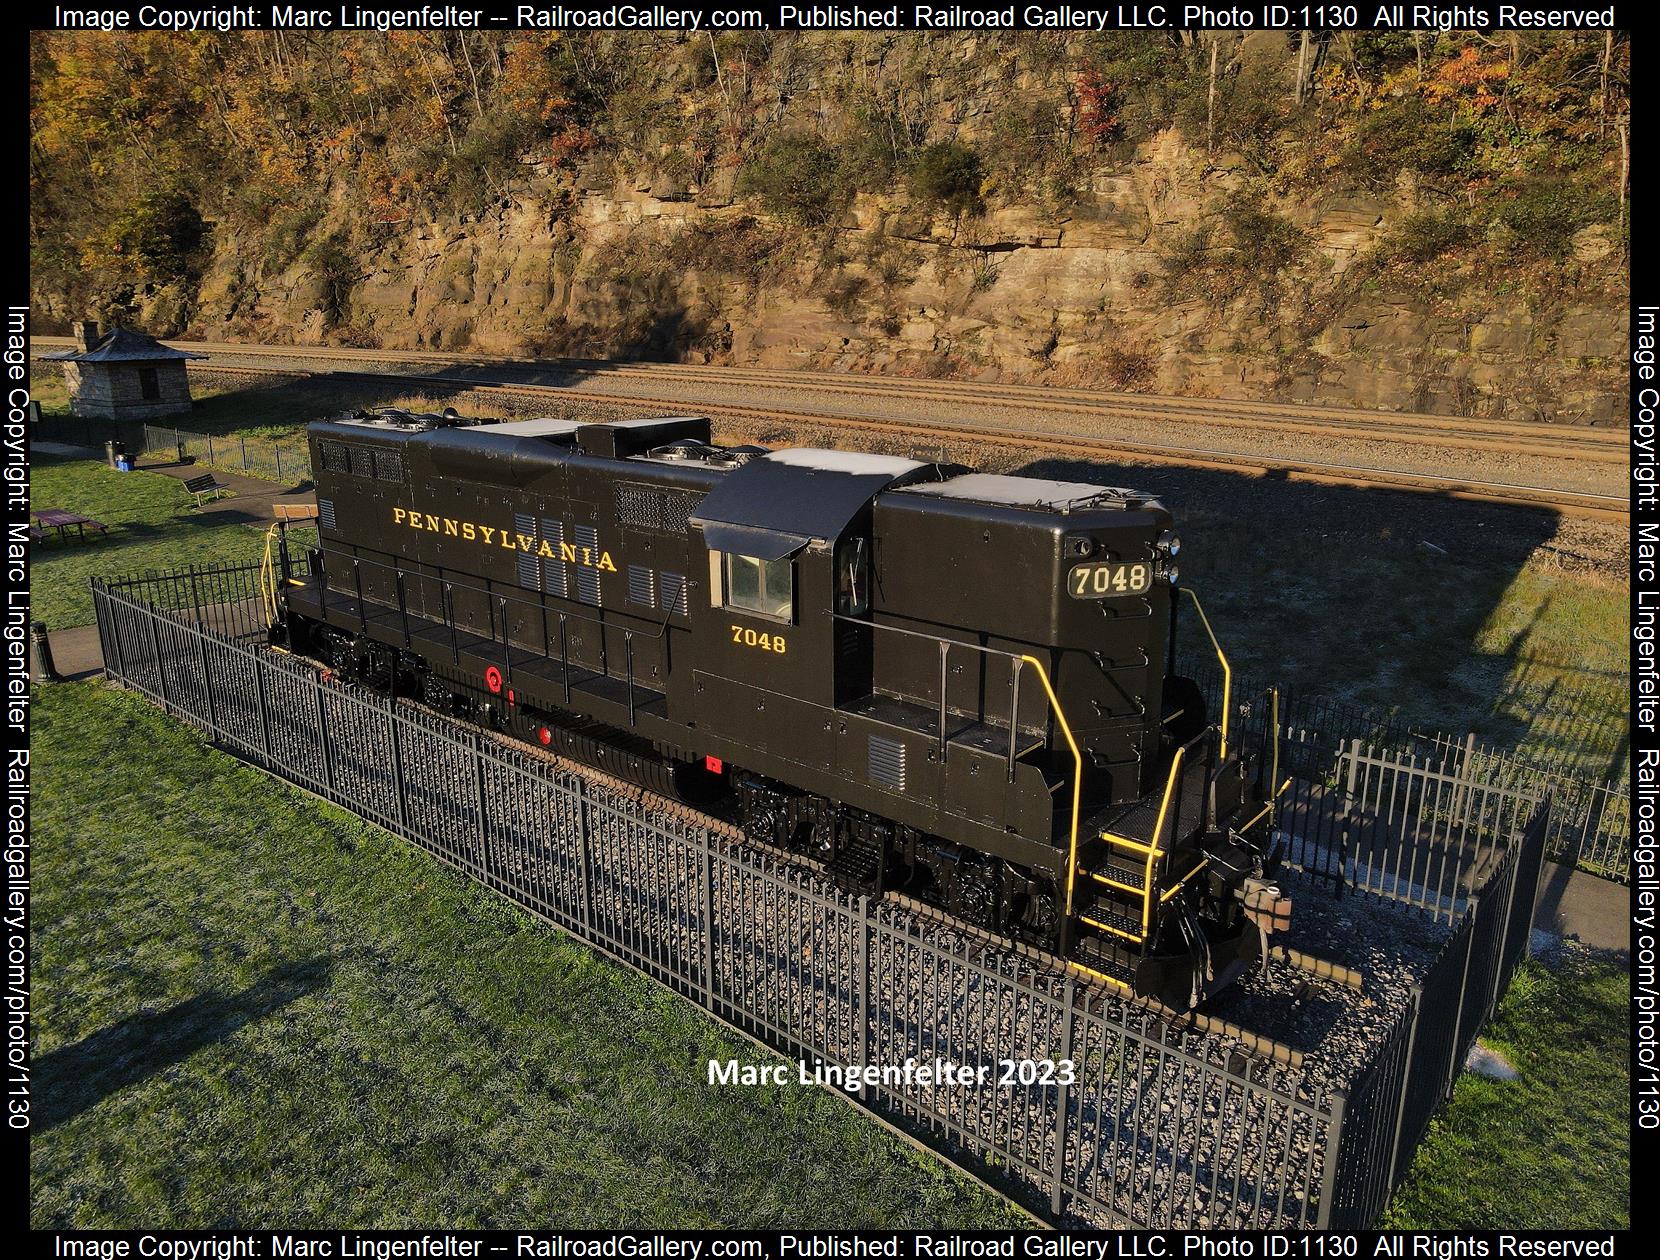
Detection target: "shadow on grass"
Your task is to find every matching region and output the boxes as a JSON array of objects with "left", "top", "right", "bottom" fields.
[{"left": 35, "top": 956, "right": 332, "bottom": 1132}]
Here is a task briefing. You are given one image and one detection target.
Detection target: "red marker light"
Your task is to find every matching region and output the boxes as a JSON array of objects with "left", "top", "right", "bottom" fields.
[
  {"left": 704, "top": 755, "right": 724, "bottom": 774},
  {"left": 537, "top": 727, "right": 553, "bottom": 746},
  {"left": 484, "top": 666, "right": 503, "bottom": 694},
  {"left": 507, "top": 688, "right": 516, "bottom": 705}
]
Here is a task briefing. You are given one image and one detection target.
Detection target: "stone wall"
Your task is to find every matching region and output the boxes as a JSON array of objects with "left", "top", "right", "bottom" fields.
[
  {"left": 184, "top": 131, "right": 1626, "bottom": 424},
  {"left": 65, "top": 361, "right": 194, "bottom": 421}
]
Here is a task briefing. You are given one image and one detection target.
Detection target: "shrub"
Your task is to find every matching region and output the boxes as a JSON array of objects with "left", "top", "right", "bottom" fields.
[
  {"left": 1222, "top": 198, "right": 1305, "bottom": 274},
  {"left": 1385, "top": 210, "right": 1478, "bottom": 263},
  {"left": 737, "top": 134, "right": 845, "bottom": 226},
  {"left": 1494, "top": 182, "right": 1591, "bottom": 258},
  {"left": 909, "top": 142, "right": 985, "bottom": 217},
  {"left": 116, "top": 190, "right": 210, "bottom": 287},
  {"left": 304, "top": 231, "right": 356, "bottom": 329},
  {"left": 1345, "top": 99, "right": 1479, "bottom": 186}
]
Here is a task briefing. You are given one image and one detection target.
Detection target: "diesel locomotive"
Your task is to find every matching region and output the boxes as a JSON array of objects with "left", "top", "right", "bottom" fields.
[{"left": 270, "top": 409, "right": 1288, "bottom": 1009}]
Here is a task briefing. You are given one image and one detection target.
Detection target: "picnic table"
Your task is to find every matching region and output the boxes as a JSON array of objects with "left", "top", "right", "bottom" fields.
[{"left": 31, "top": 508, "right": 109, "bottom": 543}]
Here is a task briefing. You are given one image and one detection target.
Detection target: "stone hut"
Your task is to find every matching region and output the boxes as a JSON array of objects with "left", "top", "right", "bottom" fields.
[{"left": 43, "top": 321, "right": 205, "bottom": 420}]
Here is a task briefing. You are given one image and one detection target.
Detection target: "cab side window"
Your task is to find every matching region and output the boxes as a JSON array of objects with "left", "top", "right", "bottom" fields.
[{"left": 724, "top": 553, "right": 793, "bottom": 622}]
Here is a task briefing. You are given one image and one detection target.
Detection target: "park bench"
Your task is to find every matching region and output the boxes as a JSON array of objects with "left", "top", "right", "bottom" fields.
[
  {"left": 184, "top": 472, "right": 234, "bottom": 507},
  {"left": 274, "top": 502, "right": 320, "bottom": 522}
]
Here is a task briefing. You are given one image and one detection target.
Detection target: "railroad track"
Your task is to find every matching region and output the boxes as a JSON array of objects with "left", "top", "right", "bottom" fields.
[{"left": 35, "top": 338, "right": 1629, "bottom": 520}]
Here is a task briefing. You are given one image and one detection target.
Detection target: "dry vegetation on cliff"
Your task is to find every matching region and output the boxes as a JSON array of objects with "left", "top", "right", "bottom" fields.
[{"left": 31, "top": 30, "right": 1630, "bottom": 417}]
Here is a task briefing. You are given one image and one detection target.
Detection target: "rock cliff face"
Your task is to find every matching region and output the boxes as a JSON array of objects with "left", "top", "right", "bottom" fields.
[{"left": 192, "top": 128, "right": 1626, "bottom": 423}]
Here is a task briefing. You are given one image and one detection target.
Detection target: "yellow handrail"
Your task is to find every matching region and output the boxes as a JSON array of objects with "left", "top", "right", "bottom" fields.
[
  {"left": 1183, "top": 589, "right": 1231, "bottom": 760},
  {"left": 1269, "top": 686, "right": 1281, "bottom": 827},
  {"left": 1019, "top": 654, "right": 1084, "bottom": 933},
  {"left": 1142, "top": 746, "right": 1186, "bottom": 934}
]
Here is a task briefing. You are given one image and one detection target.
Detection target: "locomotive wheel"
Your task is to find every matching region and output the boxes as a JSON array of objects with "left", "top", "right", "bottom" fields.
[
  {"left": 954, "top": 862, "right": 1001, "bottom": 928},
  {"left": 316, "top": 627, "right": 355, "bottom": 674}
]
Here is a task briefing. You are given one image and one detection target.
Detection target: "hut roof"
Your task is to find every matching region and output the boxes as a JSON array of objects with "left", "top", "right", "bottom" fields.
[{"left": 42, "top": 328, "right": 207, "bottom": 363}]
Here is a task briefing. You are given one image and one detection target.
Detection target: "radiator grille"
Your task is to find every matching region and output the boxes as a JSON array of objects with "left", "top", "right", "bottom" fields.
[
  {"left": 541, "top": 519, "right": 568, "bottom": 598},
  {"left": 660, "top": 571, "right": 689, "bottom": 617},
  {"left": 374, "top": 449, "right": 404, "bottom": 482},
  {"left": 514, "top": 513, "right": 539, "bottom": 589},
  {"left": 660, "top": 489, "right": 703, "bottom": 533},
  {"left": 627, "top": 565, "right": 656, "bottom": 608},
  {"left": 616, "top": 484, "right": 660, "bottom": 530},
  {"left": 868, "top": 736, "right": 907, "bottom": 792},
  {"left": 348, "top": 445, "right": 375, "bottom": 478},
  {"left": 574, "top": 525, "right": 601, "bottom": 607},
  {"left": 319, "top": 440, "right": 349, "bottom": 473}
]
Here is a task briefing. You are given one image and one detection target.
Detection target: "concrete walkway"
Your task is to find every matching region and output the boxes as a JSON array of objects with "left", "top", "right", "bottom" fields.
[{"left": 136, "top": 457, "right": 316, "bottom": 524}]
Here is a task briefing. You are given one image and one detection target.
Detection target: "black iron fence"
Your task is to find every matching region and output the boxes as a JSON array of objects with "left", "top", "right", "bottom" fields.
[
  {"left": 1186, "top": 656, "right": 1627, "bottom": 883},
  {"left": 90, "top": 563, "right": 1550, "bottom": 1228},
  {"left": 140, "top": 423, "right": 311, "bottom": 484}
]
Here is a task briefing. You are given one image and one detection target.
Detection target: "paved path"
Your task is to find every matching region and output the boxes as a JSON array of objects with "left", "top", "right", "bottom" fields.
[{"left": 137, "top": 458, "right": 316, "bottom": 524}]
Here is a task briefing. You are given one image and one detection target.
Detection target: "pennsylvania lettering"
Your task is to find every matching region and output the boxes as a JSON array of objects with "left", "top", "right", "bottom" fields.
[{"left": 390, "top": 507, "right": 617, "bottom": 572}]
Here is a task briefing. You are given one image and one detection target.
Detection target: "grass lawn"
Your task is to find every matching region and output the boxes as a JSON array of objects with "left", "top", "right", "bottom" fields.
[
  {"left": 31, "top": 681, "right": 1628, "bottom": 1227},
  {"left": 29, "top": 455, "right": 315, "bottom": 630},
  {"left": 30, "top": 682, "right": 1025, "bottom": 1229},
  {"left": 1383, "top": 948, "right": 1630, "bottom": 1228}
]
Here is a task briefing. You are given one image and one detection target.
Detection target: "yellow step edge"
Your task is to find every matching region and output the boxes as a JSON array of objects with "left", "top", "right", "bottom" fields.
[
  {"left": 1078, "top": 914, "right": 1146, "bottom": 944},
  {"left": 1085, "top": 870, "right": 1147, "bottom": 897},
  {"left": 1101, "top": 832, "right": 1157, "bottom": 854}
]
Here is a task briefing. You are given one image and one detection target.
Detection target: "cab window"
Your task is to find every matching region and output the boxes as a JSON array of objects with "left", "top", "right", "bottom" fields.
[{"left": 724, "top": 553, "right": 793, "bottom": 622}]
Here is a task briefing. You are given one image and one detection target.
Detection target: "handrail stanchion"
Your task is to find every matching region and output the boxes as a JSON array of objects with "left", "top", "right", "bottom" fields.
[
  {"left": 1183, "top": 589, "right": 1231, "bottom": 760},
  {"left": 937, "top": 640, "right": 950, "bottom": 763},
  {"left": 1007, "top": 657, "right": 1022, "bottom": 782}
]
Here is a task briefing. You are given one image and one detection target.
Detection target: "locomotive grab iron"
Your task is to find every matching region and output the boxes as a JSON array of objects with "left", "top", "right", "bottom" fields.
[{"left": 269, "top": 408, "right": 1289, "bottom": 1009}]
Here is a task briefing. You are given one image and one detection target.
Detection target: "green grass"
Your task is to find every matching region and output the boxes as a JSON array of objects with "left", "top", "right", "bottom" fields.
[
  {"left": 1383, "top": 948, "right": 1630, "bottom": 1228},
  {"left": 29, "top": 455, "right": 315, "bottom": 630},
  {"left": 31, "top": 681, "right": 1026, "bottom": 1228},
  {"left": 1179, "top": 513, "right": 1629, "bottom": 782},
  {"left": 32, "top": 680, "right": 1629, "bottom": 1227}
]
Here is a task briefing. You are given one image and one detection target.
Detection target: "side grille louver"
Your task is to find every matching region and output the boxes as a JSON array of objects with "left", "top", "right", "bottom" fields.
[{"left": 868, "top": 736, "right": 907, "bottom": 792}]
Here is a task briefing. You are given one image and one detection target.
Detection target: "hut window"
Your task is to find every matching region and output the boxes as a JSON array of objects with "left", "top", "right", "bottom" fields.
[{"left": 138, "top": 367, "right": 160, "bottom": 400}]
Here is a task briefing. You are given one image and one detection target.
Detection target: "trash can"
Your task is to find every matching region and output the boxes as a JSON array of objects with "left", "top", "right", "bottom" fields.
[
  {"left": 112, "top": 441, "right": 131, "bottom": 472},
  {"left": 104, "top": 440, "right": 119, "bottom": 468}
]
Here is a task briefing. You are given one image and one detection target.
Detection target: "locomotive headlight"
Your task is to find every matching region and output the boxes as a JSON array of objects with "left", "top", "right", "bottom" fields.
[
  {"left": 1163, "top": 563, "right": 1180, "bottom": 586},
  {"left": 1157, "top": 531, "right": 1182, "bottom": 558},
  {"left": 1070, "top": 536, "right": 1095, "bottom": 557}
]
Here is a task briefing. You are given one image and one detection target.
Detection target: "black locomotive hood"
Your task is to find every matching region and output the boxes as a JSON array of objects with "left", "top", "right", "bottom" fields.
[{"left": 690, "top": 448, "right": 952, "bottom": 555}]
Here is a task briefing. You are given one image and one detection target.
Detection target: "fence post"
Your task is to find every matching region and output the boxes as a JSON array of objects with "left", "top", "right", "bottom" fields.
[
  {"left": 147, "top": 607, "right": 171, "bottom": 712},
  {"left": 386, "top": 698, "right": 409, "bottom": 836},
  {"left": 313, "top": 672, "right": 335, "bottom": 794},
  {"left": 187, "top": 567, "right": 219, "bottom": 744},
  {"left": 575, "top": 777, "right": 594, "bottom": 934},
  {"left": 241, "top": 435, "right": 249, "bottom": 472},
  {"left": 700, "top": 842, "right": 716, "bottom": 1008},
  {"left": 1446, "top": 898, "right": 1480, "bottom": 1098},
  {"left": 854, "top": 895, "right": 870, "bottom": 1069},
  {"left": 1384, "top": 988, "right": 1423, "bottom": 1190},
  {"left": 1315, "top": 1088, "right": 1348, "bottom": 1227},
  {"left": 276, "top": 444, "right": 284, "bottom": 482},
  {"left": 1049, "top": 977, "right": 1077, "bottom": 1219},
  {"left": 104, "top": 589, "right": 128, "bottom": 685},
  {"left": 473, "top": 731, "right": 490, "bottom": 872}
]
